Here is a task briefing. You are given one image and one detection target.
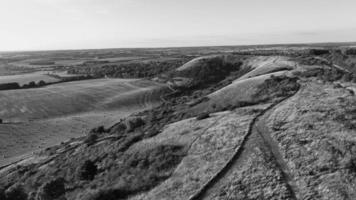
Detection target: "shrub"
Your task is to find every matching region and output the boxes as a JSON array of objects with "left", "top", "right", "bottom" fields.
[
  {"left": 0, "top": 187, "right": 5, "bottom": 200},
  {"left": 68, "top": 59, "right": 189, "bottom": 79},
  {"left": 187, "top": 96, "right": 209, "bottom": 107},
  {"left": 345, "top": 48, "right": 356, "bottom": 55},
  {"left": 145, "top": 126, "right": 160, "bottom": 137},
  {"left": 196, "top": 112, "right": 210, "bottom": 120},
  {"left": 37, "top": 80, "right": 46, "bottom": 86},
  {"left": 36, "top": 177, "right": 66, "bottom": 200},
  {"left": 118, "top": 132, "right": 143, "bottom": 152},
  {"left": 319, "top": 68, "right": 341, "bottom": 82},
  {"left": 84, "top": 132, "right": 98, "bottom": 145},
  {"left": 123, "top": 145, "right": 187, "bottom": 188},
  {"left": 341, "top": 73, "right": 353, "bottom": 82},
  {"left": 293, "top": 68, "right": 324, "bottom": 78},
  {"left": 81, "top": 188, "right": 131, "bottom": 200},
  {"left": 174, "top": 56, "right": 243, "bottom": 88},
  {"left": 124, "top": 117, "right": 145, "bottom": 132},
  {"left": 22, "top": 81, "right": 37, "bottom": 89},
  {"left": 77, "top": 160, "right": 98, "bottom": 180},
  {"left": 4, "top": 184, "right": 28, "bottom": 200},
  {"left": 235, "top": 101, "right": 258, "bottom": 108},
  {"left": 90, "top": 126, "right": 106, "bottom": 134},
  {"left": 309, "top": 49, "right": 330, "bottom": 55},
  {"left": 28, "top": 81, "right": 36, "bottom": 87},
  {"left": 253, "top": 75, "right": 300, "bottom": 101},
  {"left": 108, "top": 122, "right": 126, "bottom": 135},
  {"left": 0, "top": 82, "right": 21, "bottom": 90},
  {"left": 80, "top": 145, "right": 187, "bottom": 200}
]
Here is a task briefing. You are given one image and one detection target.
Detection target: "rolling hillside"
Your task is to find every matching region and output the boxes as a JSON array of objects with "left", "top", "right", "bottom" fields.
[
  {"left": 0, "top": 78, "right": 169, "bottom": 167},
  {"left": 0, "top": 47, "right": 356, "bottom": 200}
]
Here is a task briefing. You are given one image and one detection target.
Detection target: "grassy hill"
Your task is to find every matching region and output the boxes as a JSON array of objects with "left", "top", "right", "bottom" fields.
[
  {"left": 0, "top": 78, "right": 169, "bottom": 167},
  {"left": 0, "top": 45, "right": 356, "bottom": 200}
]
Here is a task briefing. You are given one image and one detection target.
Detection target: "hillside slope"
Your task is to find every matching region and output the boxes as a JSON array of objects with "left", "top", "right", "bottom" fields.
[
  {"left": 0, "top": 78, "right": 169, "bottom": 167},
  {"left": 0, "top": 52, "right": 356, "bottom": 200}
]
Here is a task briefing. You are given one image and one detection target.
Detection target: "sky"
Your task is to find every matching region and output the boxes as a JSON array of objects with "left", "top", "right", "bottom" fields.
[{"left": 0, "top": 0, "right": 356, "bottom": 51}]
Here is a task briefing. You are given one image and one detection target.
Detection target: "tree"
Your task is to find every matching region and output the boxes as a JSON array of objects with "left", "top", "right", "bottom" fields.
[
  {"left": 4, "top": 184, "right": 28, "bottom": 200},
  {"left": 36, "top": 177, "right": 66, "bottom": 200},
  {"left": 38, "top": 80, "right": 46, "bottom": 86},
  {"left": 77, "top": 160, "right": 98, "bottom": 180},
  {"left": 28, "top": 81, "right": 36, "bottom": 87}
]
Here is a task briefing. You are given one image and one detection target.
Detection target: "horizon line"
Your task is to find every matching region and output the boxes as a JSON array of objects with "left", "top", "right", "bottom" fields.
[{"left": 1, "top": 40, "right": 356, "bottom": 54}]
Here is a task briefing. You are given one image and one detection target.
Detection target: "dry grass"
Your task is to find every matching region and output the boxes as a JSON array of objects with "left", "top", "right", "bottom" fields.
[
  {"left": 192, "top": 71, "right": 288, "bottom": 112},
  {"left": 237, "top": 56, "right": 296, "bottom": 81},
  {"left": 131, "top": 106, "right": 267, "bottom": 200},
  {"left": 266, "top": 81, "right": 356, "bottom": 199},
  {"left": 0, "top": 78, "right": 161, "bottom": 121},
  {"left": 211, "top": 146, "right": 292, "bottom": 200},
  {"left": 0, "top": 78, "right": 168, "bottom": 167}
]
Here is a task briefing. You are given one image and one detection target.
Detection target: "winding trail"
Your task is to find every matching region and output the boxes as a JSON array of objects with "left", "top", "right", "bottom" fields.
[
  {"left": 189, "top": 89, "right": 301, "bottom": 200},
  {"left": 255, "top": 116, "right": 299, "bottom": 199}
]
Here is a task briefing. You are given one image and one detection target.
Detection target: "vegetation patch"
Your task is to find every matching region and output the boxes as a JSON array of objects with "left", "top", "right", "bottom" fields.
[
  {"left": 173, "top": 56, "right": 244, "bottom": 88},
  {"left": 84, "top": 132, "right": 99, "bottom": 146},
  {"left": 309, "top": 49, "right": 330, "bottom": 55},
  {"left": 3, "top": 184, "right": 28, "bottom": 200},
  {"left": 68, "top": 59, "right": 190, "bottom": 79},
  {"left": 253, "top": 75, "right": 300, "bottom": 101},
  {"left": 345, "top": 48, "right": 356, "bottom": 55},
  {"left": 196, "top": 112, "right": 210, "bottom": 120},
  {"left": 36, "top": 177, "right": 66, "bottom": 200},
  {"left": 76, "top": 160, "right": 98, "bottom": 181},
  {"left": 80, "top": 145, "right": 187, "bottom": 200},
  {"left": 3, "top": 49, "right": 356, "bottom": 200},
  {"left": 0, "top": 82, "right": 21, "bottom": 90}
]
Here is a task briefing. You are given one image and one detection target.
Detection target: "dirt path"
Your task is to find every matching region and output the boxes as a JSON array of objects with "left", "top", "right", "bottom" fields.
[
  {"left": 255, "top": 116, "right": 299, "bottom": 199},
  {"left": 189, "top": 92, "right": 301, "bottom": 200}
]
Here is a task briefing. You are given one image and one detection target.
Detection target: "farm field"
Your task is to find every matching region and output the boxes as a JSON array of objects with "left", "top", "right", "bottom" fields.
[{"left": 0, "top": 78, "right": 169, "bottom": 167}]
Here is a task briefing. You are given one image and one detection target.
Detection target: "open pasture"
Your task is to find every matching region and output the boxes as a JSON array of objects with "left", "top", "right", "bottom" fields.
[
  {"left": 0, "top": 78, "right": 165, "bottom": 121},
  {"left": 0, "top": 78, "right": 168, "bottom": 166}
]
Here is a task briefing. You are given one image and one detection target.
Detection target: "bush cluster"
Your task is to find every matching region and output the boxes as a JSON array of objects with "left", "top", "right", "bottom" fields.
[
  {"left": 80, "top": 145, "right": 187, "bottom": 200},
  {"left": 36, "top": 177, "right": 66, "bottom": 200},
  {"left": 309, "top": 49, "right": 330, "bottom": 55},
  {"left": 196, "top": 112, "right": 210, "bottom": 120},
  {"left": 68, "top": 59, "right": 188, "bottom": 79},
  {"left": 174, "top": 57, "right": 243, "bottom": 88},
  {"left": 345, "top": 48, "right": 356, "bottom": 55},
  {"left": 3, "top": 184, "right": 28, "bottom": 200},
  {"left": 77, "top": 160, "right": 98, "bottom": 181},
  {"left": 0, "top": 82, "right": 21, "bottom": 90},
  {"left": 253, "top": 75, "right": 300, "bottom": 101},
  {"left": 124, "top": 117, "right": 145, "bottom": 132},
  {"left": 84, "top": 132, "right": 99, "bottom": 145}
]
